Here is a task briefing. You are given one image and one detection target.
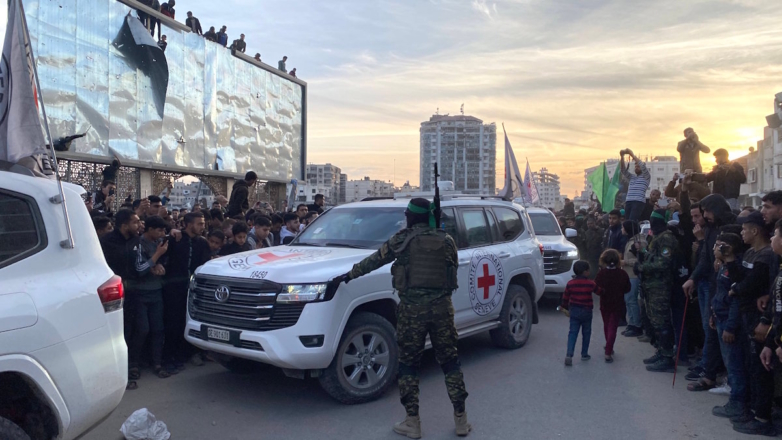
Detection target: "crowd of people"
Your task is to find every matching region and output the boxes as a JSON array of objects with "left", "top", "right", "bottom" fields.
[
  {"left": 87, "top": 169, "right": 325, "bottom": 390},
  {"left": 134, "top": 0, "right": 297, "bottom": 76},
  {"left": 557, "top": 129, "right": 782, "bottom": 436}
]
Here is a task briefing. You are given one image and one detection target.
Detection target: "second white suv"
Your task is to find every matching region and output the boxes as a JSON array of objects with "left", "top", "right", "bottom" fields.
[
  {"left": 185, "top": 196, "right": 544, "bottom": 404},
  {"left": 0, "top": 163, "right": 127, "bottom": 440},
  {"left": 526, "top": 208, "right": 579, "bottom": 298}
]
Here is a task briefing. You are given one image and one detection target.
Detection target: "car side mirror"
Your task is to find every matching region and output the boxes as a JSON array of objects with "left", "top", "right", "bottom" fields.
[{"left": 565, "top": 228, "right": 578, "bottom": 238}]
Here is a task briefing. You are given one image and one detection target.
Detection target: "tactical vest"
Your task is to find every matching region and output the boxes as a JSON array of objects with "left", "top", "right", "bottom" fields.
[{"left": 391, "top": 229, "right": 457, "bottom": 291}]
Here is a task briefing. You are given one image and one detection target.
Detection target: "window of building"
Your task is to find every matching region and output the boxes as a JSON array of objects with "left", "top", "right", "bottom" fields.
[
  {"left": 749, "top": 168, "right": 757, "bottom": 183},
  {"left": 777, "top": 165, "right": 782, "bottom": 179}
]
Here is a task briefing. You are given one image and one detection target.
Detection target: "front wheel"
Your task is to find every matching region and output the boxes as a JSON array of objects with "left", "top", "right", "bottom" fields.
[
  {"left": 0, "top": 416, "right": 30, "bottom": 440},
  {"left": 490, "top": 284, "right": 533, "bottom": 349},
  {"left": 319, "top": 312, "right": 398, "bottom": 404}
]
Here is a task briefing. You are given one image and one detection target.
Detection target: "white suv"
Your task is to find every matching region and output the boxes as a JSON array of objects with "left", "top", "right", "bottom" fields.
[
  {"left": 185, "top": 197, "right": 545, "bottom": 404},
  {"left": 526, "top": 208, "right": 579, "bottom": 297},
  {"left": 0, "top": 163, "right": 126, "bottom": 440}
]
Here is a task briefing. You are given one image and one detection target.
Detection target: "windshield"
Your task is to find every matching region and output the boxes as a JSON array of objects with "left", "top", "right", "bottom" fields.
[
  {"left": 292, "top": 207, "right": 406, "bottom": 249},
  {"left": 529, "top": 212, "right": 562, "bottom": 236}
]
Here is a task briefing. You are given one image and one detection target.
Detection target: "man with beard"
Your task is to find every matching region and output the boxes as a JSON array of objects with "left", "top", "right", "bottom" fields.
[
  {"left": 602, "top": 209, "right": 627, "bottom": 252},
  {"left": 620, "top": 149, "right": 651, "bottom": 221},
  {"left": 162, "top": 212, "right": 211, "bottom": 372},
  {"left": 639, "top": 209, "right": 684, "bottom": 372},
  {"left": 684, "top": 194, "right": 737, "bottom": 391}
]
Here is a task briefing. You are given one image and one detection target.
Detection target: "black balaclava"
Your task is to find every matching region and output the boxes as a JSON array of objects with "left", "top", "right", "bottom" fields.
[
  {"left": 405, "top": 197, "right": 431, "bottom": 228},
  {"left": 650, "top": 209, "right": 668, "bottom": 236}
]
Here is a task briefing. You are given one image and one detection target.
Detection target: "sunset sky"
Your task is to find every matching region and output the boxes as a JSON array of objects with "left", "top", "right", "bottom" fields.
[{"left": 8, "top": 0, "right": 782, "bottom": 195}]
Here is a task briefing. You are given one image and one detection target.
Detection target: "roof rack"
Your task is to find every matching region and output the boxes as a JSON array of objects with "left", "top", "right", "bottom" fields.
[{"left": 447, "top": 194, "right": 508, "bottom": 201}]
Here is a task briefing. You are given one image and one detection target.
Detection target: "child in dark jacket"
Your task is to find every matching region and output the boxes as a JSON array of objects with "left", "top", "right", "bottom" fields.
[
  {"left": 712, "top": 233, "right": 749, "bottom": 417},
  {"left": 594, "top": 249, "right": 631, "bottom": 363},
  {"left": 561, "top": 260, "right": 602, "bottom": 366}
]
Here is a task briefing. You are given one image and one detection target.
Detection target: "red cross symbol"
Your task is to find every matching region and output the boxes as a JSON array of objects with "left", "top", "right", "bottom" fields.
[
  {"left": 254, "top": 252, "right": 303, "bottom": 265},
  {"left": 477, "top": 263, "right": 496, "bottom": 300}
]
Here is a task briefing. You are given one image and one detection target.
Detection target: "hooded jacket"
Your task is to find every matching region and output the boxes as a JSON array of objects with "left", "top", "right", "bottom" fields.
[
  {"left": 100, "top": 229, "right": 139, "bottom": 286},
  {"left": 227, "top": 180, "right": 250, "bottom": 217},
  {"left": 690, "top": 194, "right": 736, "bottom": 290}
]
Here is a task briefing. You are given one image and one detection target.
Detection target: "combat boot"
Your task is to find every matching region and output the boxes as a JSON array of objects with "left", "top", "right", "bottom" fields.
[
  {"left": 393, "top": 415, "right": 422, "bottom": 439},
  {"left": 454, "top": 412, "right": 472, "bottom": 437},
  {"left": 646, "top": 356, "right": 675, "bottom": 373},
  {"left": 643, "top": 351, "right": 662, "bottom": 365}
]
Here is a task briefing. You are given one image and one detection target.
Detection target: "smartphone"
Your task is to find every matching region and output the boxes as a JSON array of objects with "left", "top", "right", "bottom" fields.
[{"left": 109, "top": 188, "right": 115, "bottom": 196}]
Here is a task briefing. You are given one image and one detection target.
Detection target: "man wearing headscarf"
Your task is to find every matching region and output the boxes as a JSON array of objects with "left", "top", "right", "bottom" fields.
[
  {"left": 639, "top": 209, "right": 684, "bottom": 372},
  {"left": 328, "top": 198, "right": 471, "bottom": 438}
]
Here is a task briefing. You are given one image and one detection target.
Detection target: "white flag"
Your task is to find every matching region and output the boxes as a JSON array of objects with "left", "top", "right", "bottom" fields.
[
  {"left": 524, "top": 160, "right": 540, "bottom": 205},
  {"left": 497, "top": 128, "right": 528, "bottom": 201},
  {"left": 0, "top": 0, "right": 47, "bottom": 164}
]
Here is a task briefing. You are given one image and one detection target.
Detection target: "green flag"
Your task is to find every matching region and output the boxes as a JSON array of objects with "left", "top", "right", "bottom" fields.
[
  {"left": 605, "top": 162, "right": 622, "bottom": 210},
  {"left": 587, "top": 162, "right": 621, "bottom": 209}
]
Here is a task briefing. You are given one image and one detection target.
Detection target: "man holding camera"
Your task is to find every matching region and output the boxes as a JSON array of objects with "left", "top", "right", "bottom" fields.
[
  {"left": 678, "top": 128, "right": 710, "bottom": 174},
  {"left": 620, "top": 149, "right": 651, "bottom": 221}
]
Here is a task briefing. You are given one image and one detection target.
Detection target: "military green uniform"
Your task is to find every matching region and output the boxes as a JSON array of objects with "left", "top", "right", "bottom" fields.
[
  {"left": 348, "top": 223, "right": 467, "bottom": 416},
  {"left": 639, "top": 230, "right": 680, "bottom": 357}
]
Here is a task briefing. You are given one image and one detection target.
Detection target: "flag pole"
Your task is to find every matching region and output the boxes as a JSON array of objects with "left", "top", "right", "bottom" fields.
[{"left": 17, "top": 0, "right": 74, "bottom": 248}]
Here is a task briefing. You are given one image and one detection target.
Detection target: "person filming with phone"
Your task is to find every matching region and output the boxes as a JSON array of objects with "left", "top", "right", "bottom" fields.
[
  {"left": 692, "top": 148, "right": 746, "bottom": 211},
  {"left": 678, "top": 127, "right": 710, "bottom": 173},
  {"left": 619, "top": 149, "right": 651, "bottom": 221}
]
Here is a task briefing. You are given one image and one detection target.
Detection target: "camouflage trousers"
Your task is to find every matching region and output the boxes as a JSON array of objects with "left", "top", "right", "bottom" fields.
[
  {"left": 397, "top": 297, "right": 468, "bottom": 416},
  {"left": 642, "top": 280, "right": 674, "bottom": 357}
]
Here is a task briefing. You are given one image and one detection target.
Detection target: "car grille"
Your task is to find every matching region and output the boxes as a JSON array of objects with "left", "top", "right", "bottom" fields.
[
  {"left": 188, "top": 275, "right": 306, "bottom": 331},
  {"left": 543, "top": 250, "right": 574, "bottom": 275}
]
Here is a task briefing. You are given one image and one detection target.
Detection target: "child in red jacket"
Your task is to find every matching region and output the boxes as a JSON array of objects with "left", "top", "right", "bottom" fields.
[
  {"left": 561, "top": 261, "right": 601, "bottom": 366},
  {"left": 594, "top": 249, "right": 631, "bottom": 363}
]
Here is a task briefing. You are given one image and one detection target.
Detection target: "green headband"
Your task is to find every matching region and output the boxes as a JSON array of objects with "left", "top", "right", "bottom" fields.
[
  {"left": 407, "top": 202, "right": 436, "bottom": 228},
  {"left": 650, "top": 211, "right": 666, "bottom": 222}
]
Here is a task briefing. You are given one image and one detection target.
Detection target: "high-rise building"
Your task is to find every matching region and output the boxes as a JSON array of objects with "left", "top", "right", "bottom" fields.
[
  {"left": 532, "top": 167, "right": 562, "bottom": 210},
  {"left": 419, "top": 114, "right": 496, "bottom": 194},
  {"left": 345, "top": 177, "right": 394, "bottom": 203},
  {"left": 305, "top": 163, "right": 344, "bottom": 204}
]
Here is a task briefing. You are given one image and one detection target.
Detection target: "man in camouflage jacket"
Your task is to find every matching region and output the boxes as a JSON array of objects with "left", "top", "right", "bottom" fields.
[
  {"left": 331, "top": 198, "right": 471, "bottom": 438},
  {"left": 639, "top": 209, "right": 682, "bottom": 372}
]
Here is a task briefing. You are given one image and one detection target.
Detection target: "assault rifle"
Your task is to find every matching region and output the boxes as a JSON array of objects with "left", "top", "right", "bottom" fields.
[{"left": 434, "top": 162, "right": 441, "bottom": 229}]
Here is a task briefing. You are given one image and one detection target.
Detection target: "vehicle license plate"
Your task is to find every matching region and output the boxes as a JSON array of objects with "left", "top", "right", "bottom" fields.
[{"left": 207, "top": 327, "right": 230, "bottom": 342}]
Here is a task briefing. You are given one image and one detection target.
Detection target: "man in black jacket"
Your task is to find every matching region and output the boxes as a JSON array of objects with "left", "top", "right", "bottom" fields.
[
  {"left": 162, "top": 212, "right": 211, "bottom": 371},
  {"left": 231, "top": 34, "right": 246, "bottom": 53},
  {"left": 683, "top": 193, "right": 737, "bottom": 391},
  {"left": 227, "top": 171, "right": 257, "bottom": 218},
  {"left": 185, "top": 11, "right": 202, "bottom": 35},
  {"left": 694, "top": 149, "right": 746, "bottom": 211},
  {"left": 100, "top": 209, "right": 141, "bottom": 389}
]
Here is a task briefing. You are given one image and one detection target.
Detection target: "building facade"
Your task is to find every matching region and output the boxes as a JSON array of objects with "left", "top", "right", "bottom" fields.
[
  {"left": 419, "top": 114, "right": 497, "bottom": 194},
  {"left": 531, "top": 167, "right": 562, "bottom": 210},
  {"left": 345, "top": 177, "right": 395, "bottom": 203},
  {"left": 168, "top": 180, "right": 214, "bottom": 209},
  {"left": 305, "top": 163, "right": 344, "bottom": 204}
]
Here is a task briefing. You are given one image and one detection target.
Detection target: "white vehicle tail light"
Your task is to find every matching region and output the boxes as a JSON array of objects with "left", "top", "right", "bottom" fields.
[{"left": 98, "top": 275, "right": 124, "bottom": 312}]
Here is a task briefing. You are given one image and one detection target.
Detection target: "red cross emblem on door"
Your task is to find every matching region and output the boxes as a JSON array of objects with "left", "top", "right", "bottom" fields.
[{"left": 477, "top": 263, "right": 496, "bottom": 300}]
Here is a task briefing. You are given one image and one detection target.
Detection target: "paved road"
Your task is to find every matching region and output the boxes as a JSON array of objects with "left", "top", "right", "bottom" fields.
[{"left": 86, "top": 299, "right": 748, "bottom": 440}]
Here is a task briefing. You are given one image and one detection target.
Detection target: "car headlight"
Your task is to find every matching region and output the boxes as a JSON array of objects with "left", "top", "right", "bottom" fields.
[
  {"left": 564, "top": 250, "right": 579, "bottom": 260},
  {"left": 189, "top": 275, "right": 196, "bottom": 291},
  {"left": 277, "top": 284, "right": 328, "bottom": 303}
]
